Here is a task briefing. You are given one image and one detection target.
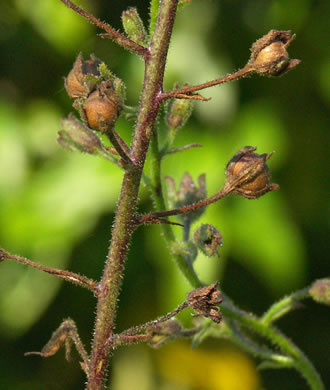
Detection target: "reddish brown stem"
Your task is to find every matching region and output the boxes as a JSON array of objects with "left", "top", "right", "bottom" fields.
[
  {"left": 139, "top": 185, "right": 233, "bottom": 224},
  {"left": 0, "top": 249, "right": 97, "bottom": 294},
  {"left": 59, "top": 0, "right": 148, "bottom": 57},
  {"left": 159, "top": 66, "right": 255, "bottom": 101}
]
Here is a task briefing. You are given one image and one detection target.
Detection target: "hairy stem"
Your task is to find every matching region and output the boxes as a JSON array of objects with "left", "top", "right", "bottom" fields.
[
  {"left": 221, "top": 300, "right": 324, "bottom": 390},
  {"left": 59, "top": 0, "right": 147, "bottom": 57},
  {"left": 0, "top": 249, "right": 97, "bottom": 293},
  {"left": 87, "top": 1, "right": 179, "bottom": 389},
  {"left": 261, "top": 287, "right": 310, "bottom": 325},
  {"left": 160, "top": 66, "right": 255, "bottom": 101}
]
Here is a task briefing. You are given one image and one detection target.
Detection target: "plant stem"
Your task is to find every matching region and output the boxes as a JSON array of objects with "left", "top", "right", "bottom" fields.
[
  {"left": 139, "top": 185, "right": 232, "bottom": 224},
  {"left": 0, "top": 249, "right": 97, "bottom": 293},
  {"left": 59, "top": 0, "right": 147, "bottom": 57},
  {"left": 87, "top": 1, "right": 180, "bottom": 389},
  {"left": 220, "top": 301, "right": 324, "bottom": 390},
  {"left": 261, "top": 287, "right": 310, "bottom": 325},
  {"left": 149, "top": 128, "right": 201, "bottom": 288},
  {"left": 160, "top": 66, "right": 255, "bottom": 101}
]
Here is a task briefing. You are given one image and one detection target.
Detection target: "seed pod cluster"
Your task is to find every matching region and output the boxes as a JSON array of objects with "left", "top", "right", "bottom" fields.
[{"left": 64, "top": 54, "right": 124, "bottom": 133}]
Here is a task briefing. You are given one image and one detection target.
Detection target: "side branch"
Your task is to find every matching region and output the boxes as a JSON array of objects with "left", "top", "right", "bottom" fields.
[
  {"left": 0, "top": 249, "right": 97, "bottom": 294},
  {"left": 138, "top": 185, "right": 233, "bottom": 224},
  {"left": 160, "top": 66, "right": 255, "bottom": 101},
  {"left": 59, "top": 0, "right": 148, "bottom": 57}
]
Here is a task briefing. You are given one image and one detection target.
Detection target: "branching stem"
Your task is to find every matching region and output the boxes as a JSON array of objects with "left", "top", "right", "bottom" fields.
[
  {"left": 160, "top": 66, "right": 255, "bottom": 101},
  {"left": 0, "top": 249, "right": 97, "bottom": 294},
  {"left": 58, "top": 0, "right": 148, "bottom": 57}
]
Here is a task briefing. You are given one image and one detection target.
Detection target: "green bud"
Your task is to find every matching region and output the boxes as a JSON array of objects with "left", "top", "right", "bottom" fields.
[
  {"left": 167, "top": 98, "right": 192, "bottom": 130},
  {"left": 121, "top": 8, "right": 147, "bottom": 46},
  {"left": 193, "top": 224, "right": 223, "bottom": 257},
  {"left": 58, "top": 115, "right": 102, "bottom": 154},
  {"left": 165, "top": 173, "right": 207, "bottom": 224},
  {"left": 309, "top": 279, "right": 330, "bottom": 306}
]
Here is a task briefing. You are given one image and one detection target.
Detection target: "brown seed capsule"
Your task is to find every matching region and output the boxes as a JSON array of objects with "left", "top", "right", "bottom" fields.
[
  {"left": 248, "top": 30, "right": 301, "bottom": 77},
  {"left": 65, "top": 53, "right": 102, "bottom": 99},
  {"left": 83, "top": 81, "right": 122, "bottom": 132},
  {"left": 225, "top": 146, "right": 279, "bottom": 199}
]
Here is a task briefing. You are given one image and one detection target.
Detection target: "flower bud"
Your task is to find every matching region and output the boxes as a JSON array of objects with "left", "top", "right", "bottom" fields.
[
  {"left": 65, "top": 53, "right": 102, "bottom": 99},
  {"left": 194, "top": 224, "right": 223, "bottom": 257},
  {"left": 167, "top": 97, "right": 193, "bottom": 130},
  {"left": 309, "top": 279, "right": 330, "bottom": 306},
  {"left": 57, "top": 114, "right": 102, "bottom": 154},
  {"left": 248, "top": 30, "right": 301, "bottom": 77},
  {"left": 187, "top": 282, "right": 223, "bottom": 324},
  {"left": 225, "top": 146, "right": 279, "bottom": 199},
  {"left": 121, "top": 7, "right": 147, "bottom": 46},
  {"left": 83, "top": 81, "right": 123, "bottom": 132},
  {"left": 165, "top": 173, "right": 207, "bottom": 223}
]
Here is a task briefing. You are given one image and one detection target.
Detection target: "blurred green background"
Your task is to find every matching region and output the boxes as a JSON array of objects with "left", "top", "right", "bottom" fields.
[{"left": 0, "top": 0, "right": 329, "bottom": 389}]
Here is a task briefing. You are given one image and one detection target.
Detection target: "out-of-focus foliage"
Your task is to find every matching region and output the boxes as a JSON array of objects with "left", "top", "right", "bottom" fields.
[{"left": 0, "top": 1, "right": 328, "bottom": 389}]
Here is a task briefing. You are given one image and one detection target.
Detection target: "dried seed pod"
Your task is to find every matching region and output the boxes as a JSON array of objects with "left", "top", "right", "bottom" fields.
[
  {"left": 248, "top": 30, "right": 301, "bottom": 77},
  {"left": 187, "top": 282, "right": 223, "bottom": 324},
  {"left": 83, "top": 81, "right": 123, "bottom": 132},
  {"left": 65, "top": 53, "right": 102, "bottom": 99},
  {"left": 225, "top": 146, "right": 279, "bottom": 199}
]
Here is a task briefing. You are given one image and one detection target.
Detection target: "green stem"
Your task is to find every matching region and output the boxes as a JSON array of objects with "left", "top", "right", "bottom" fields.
[
  {"left": 149, "top": 0, "right": 160, "bottom": 38},
  {"left": 149, "top": 129, "right": 201, "bottom": 288},
  {"left": 261, "top": 287, "right": 310, "bottom": 325},
  {"left": 220, "top": 300, "right": 324, "bottom": 390},
  {"left": 222, "top": 320, "right": 295, "bottom": 368}
]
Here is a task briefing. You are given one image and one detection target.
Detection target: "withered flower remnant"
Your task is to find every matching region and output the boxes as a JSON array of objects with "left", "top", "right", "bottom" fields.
[
  {"left": 193, "top": 224, "right": 223, "bottom": 257},
  {"left": 187, "top": 282, "right": 223, "bottom": 324},
  {"left": 65, "top": 53, "right": 102, "bottom": 99},
  {"left": 165, "top": 173, "right": 207, "bottom": 223},
  {"left": 225, "top": 146, "right": 279, "bottom": 199},
  {"left": 248, "top": 30, "right": 301, "bottom": 77}
]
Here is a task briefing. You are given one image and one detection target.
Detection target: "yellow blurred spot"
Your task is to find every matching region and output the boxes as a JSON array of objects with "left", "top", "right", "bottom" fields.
[{"left": 157, "top": 342, "right": 260, "bottom": 390}]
